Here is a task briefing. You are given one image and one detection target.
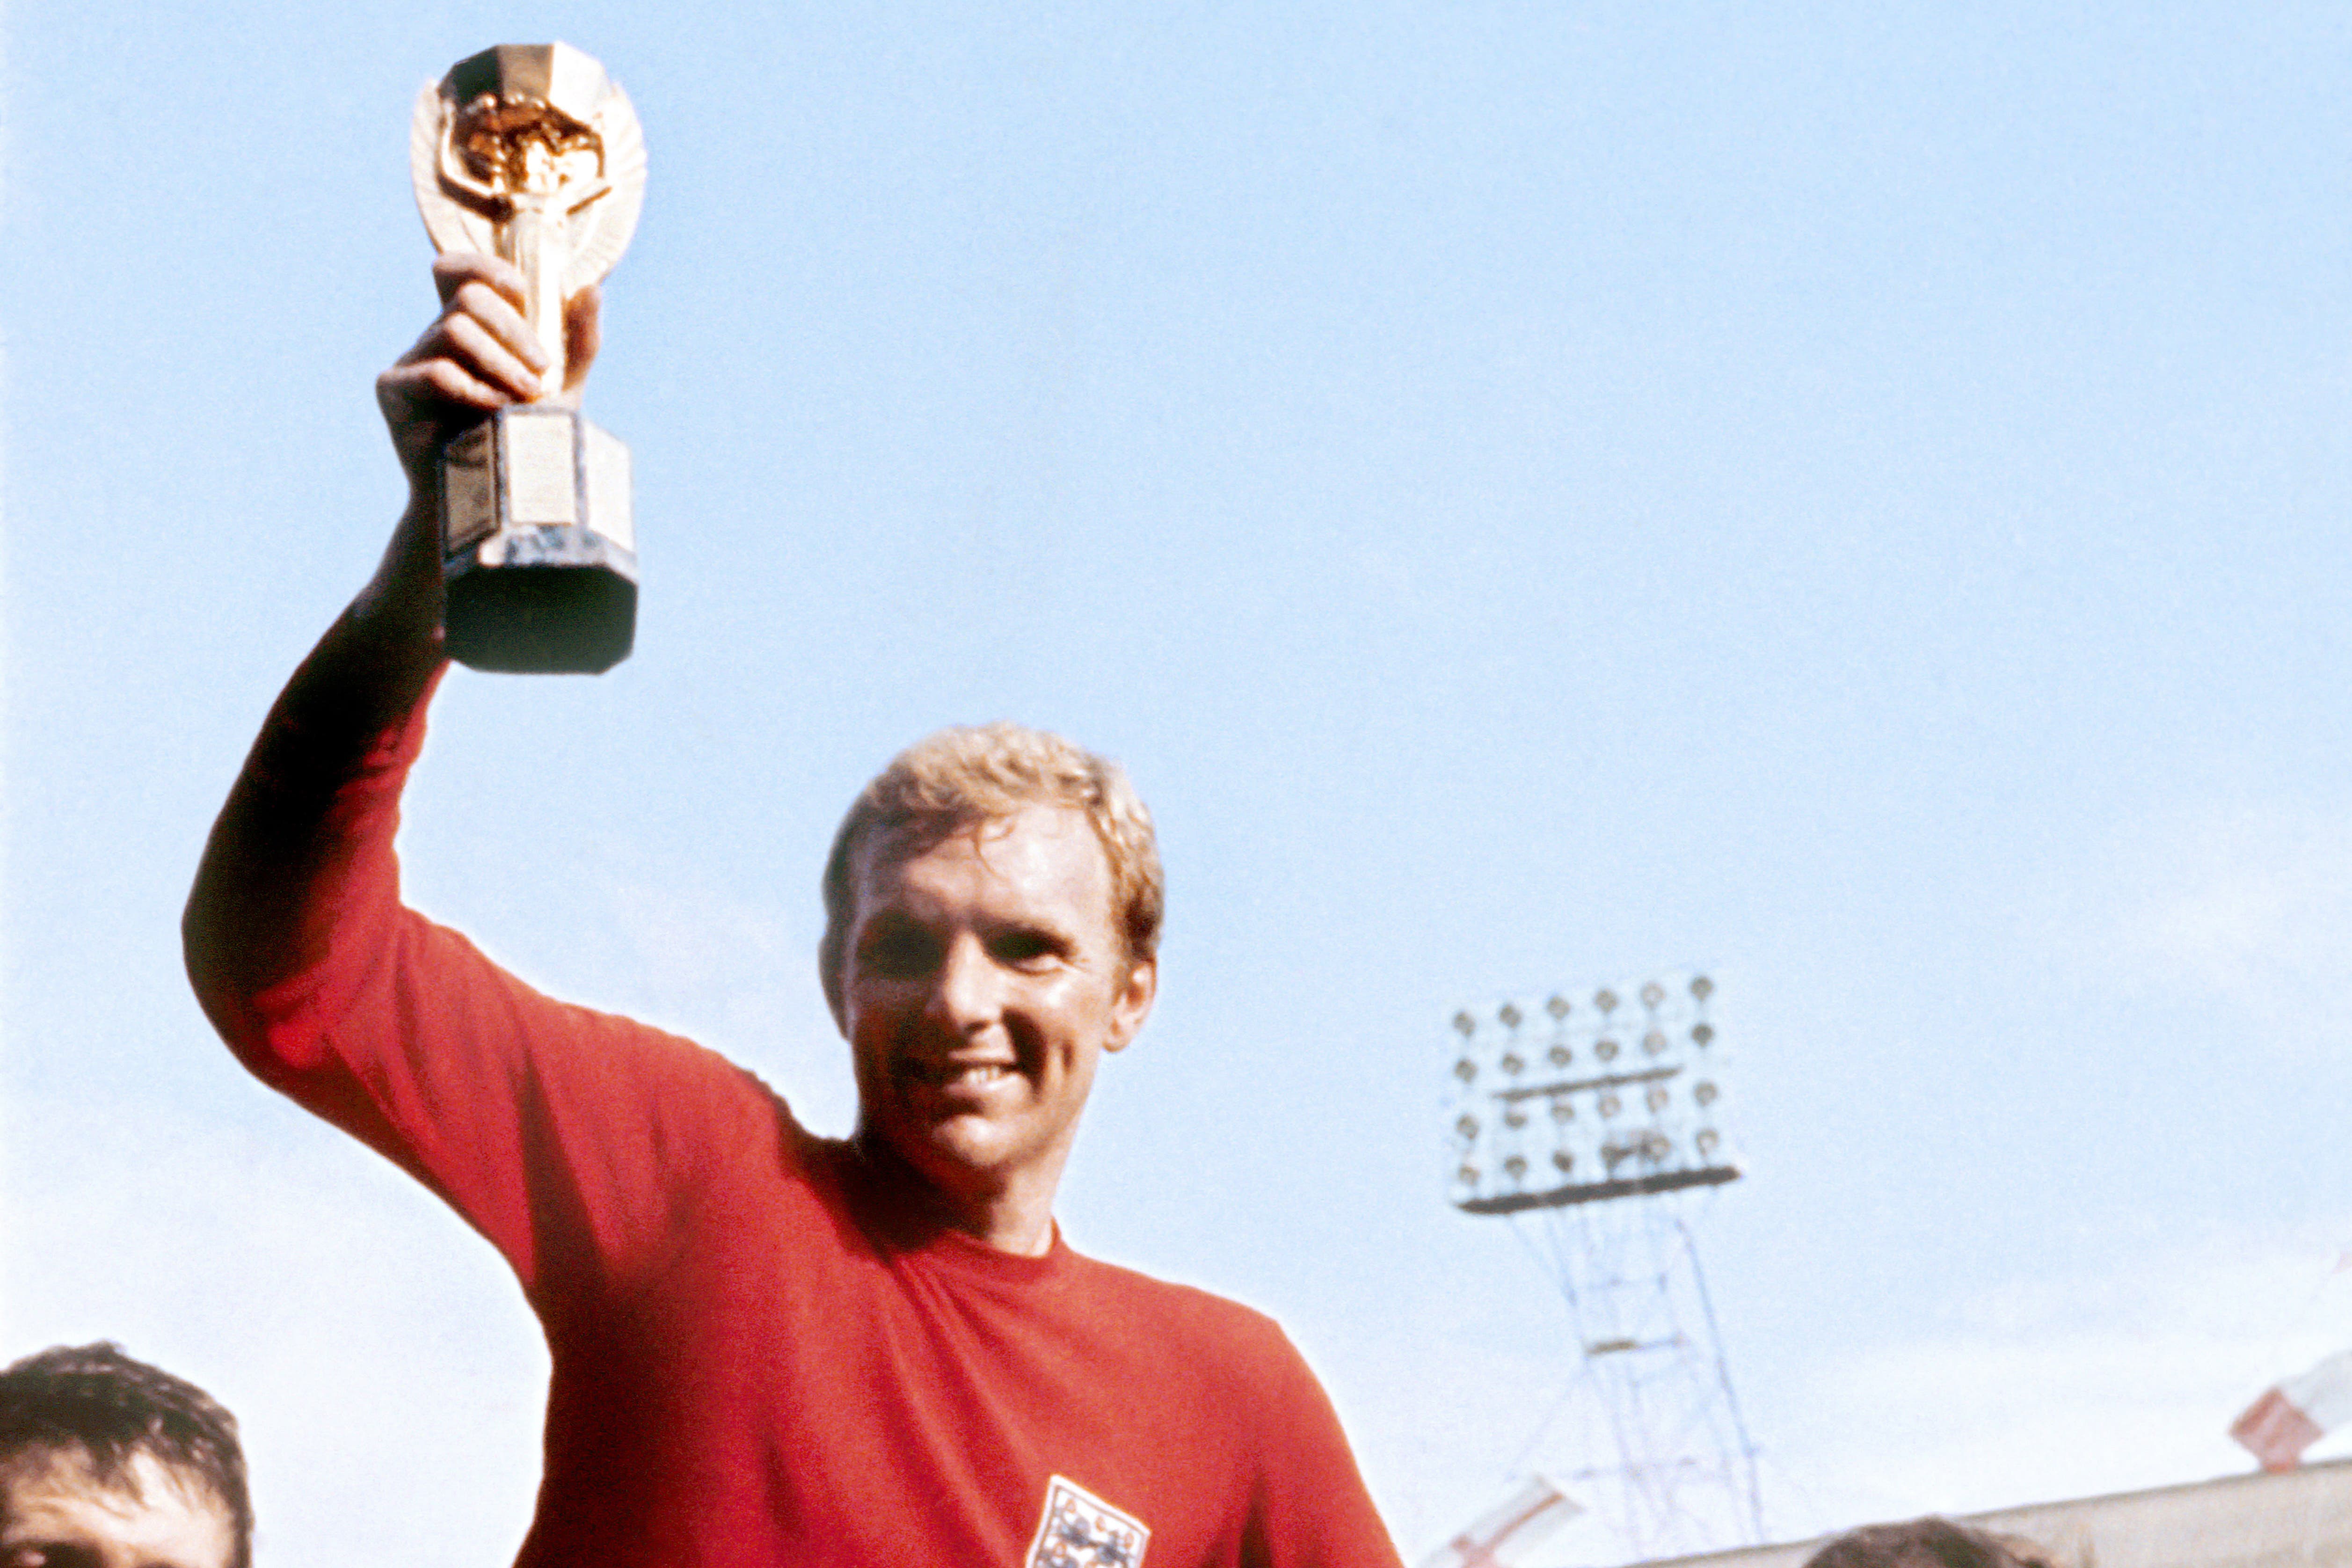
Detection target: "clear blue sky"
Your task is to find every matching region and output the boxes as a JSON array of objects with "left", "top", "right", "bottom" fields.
[{"left": 10, "top": 3, "right": 2352, "bottom": 1563}]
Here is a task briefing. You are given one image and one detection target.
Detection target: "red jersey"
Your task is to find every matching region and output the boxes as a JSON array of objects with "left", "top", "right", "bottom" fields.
[{"left": 189, "top": 668, "right": 1404, "bottom": 1568}]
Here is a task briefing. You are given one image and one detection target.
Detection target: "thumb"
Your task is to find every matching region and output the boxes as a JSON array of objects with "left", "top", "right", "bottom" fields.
[{"left": 563, "top": 285, "right": 603, "bottom": 396}]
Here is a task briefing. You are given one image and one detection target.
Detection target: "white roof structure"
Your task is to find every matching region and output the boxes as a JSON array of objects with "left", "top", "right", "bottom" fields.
[{"left": 1638, "top": 1457, "right": 2352, "bottom": 1568}]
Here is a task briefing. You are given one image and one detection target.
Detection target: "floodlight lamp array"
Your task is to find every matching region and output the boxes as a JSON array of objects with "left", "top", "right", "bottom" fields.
[{"left": 1444, "top": 971, "right": 1736, "bottom": 1214}]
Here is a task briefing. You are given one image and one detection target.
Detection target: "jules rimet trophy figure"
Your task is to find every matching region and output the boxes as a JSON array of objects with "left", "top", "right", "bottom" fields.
[{"left": 410, "top": 42, "right": 647, "bottom": 672}]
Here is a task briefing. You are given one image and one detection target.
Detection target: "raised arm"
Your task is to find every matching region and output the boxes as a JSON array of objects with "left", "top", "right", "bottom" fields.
[
  {"left": 171, "top": 260, "right": 735, "bottom": 1300},
  {"left": 182, "top": 254, "right": 593, "bottom": 1014}
]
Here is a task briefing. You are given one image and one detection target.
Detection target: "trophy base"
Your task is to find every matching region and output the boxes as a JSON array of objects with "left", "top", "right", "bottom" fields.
[
  {"left": 445, "top": 529, "right": 637, "bottom": 674},
  {"left": 440, "top": 406, "right": 636, "bottom": 675}
]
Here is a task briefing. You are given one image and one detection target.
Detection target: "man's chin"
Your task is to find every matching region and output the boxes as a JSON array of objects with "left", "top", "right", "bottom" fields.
[{"left": 882, "top": 1115, "right": 1021, "bottom": 1190}]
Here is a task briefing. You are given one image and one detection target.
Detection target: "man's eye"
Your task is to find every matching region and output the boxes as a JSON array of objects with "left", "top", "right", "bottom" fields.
[
  {"left": 861, "top": 928, "right": 939, "bottom": 977},
  {"left": 992, "top": 931, "right": 1063, "bottom": 968},
  {"left": 8, "top": 1546, "right": 96, "bottom": 1568}
]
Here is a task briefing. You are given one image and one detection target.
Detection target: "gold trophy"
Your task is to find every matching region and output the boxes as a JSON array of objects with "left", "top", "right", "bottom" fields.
[{"left": 410, "top": 43, "right": 647, "bottom": 673}]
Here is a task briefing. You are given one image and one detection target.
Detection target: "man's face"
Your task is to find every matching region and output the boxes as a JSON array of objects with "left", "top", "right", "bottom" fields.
[
  {"left": 0, "top": 1448, "right": 236, "bottom": 1568},
  {"left": 837, "top": 804, "right": 1156, "bottom": 1223}
]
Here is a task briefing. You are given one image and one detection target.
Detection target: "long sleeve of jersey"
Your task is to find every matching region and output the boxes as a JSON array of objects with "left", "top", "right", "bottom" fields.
[{"left": 181, "top": 615, "right": 749, "bottom": 1318}]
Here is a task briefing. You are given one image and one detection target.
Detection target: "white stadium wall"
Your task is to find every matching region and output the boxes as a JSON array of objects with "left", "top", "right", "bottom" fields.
[{"left": 1643, "top": 1457, "right": 2352, "bottom": 1568}]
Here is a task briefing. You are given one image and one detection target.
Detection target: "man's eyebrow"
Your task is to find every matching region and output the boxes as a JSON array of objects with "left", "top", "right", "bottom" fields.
[
  {"left": 985, "top": 916, "right": 1078, "bottom": 947},
  {"left": 855, "top": 912, "right": 935, "bottom": 948}
]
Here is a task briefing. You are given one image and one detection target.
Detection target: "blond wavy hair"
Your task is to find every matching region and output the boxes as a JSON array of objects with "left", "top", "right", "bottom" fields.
[{"left": 820, "top": 722, "right": 1164, "bottom": 1001}]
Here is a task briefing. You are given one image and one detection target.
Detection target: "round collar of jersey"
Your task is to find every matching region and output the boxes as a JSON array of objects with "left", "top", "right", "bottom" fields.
[{"left": 829, "top": 1130, "right": 1078, "bottom": 1284}]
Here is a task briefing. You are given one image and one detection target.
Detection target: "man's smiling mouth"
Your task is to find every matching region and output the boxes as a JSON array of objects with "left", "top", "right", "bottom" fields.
[{"left": 904, "top": 1059, "right": 1015, "bottom": 1089}]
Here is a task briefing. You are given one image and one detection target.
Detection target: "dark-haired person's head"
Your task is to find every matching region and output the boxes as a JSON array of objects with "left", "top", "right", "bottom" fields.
[
  {"left": 1804, "top": 1516, "right": 2062, "bottom": 1568},
  {"left": 0, "top": 1343, "right": 248, "bottom": 1568}
]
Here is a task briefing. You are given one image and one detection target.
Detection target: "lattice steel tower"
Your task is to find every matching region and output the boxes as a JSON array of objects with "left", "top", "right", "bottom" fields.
[{"left": 1442, "top": 974, "right": 1762, "bottom": 1563}]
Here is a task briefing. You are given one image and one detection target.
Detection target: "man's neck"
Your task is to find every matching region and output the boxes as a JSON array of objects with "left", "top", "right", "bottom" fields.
[
  {"left": 961, "top": 1200, "right": 1057, "bottom": 1258},
  {"left": 851, "top": 1130, "right": 1063, "bottom": 1257}
]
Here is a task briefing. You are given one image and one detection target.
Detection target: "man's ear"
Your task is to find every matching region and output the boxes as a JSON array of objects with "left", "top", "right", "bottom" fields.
[
  {"left": 1103, "top": 957, "right": 1157, "bottom": 1054},
  {"left": 821, "top": 951, "right": 848, "bottom": 1036}
]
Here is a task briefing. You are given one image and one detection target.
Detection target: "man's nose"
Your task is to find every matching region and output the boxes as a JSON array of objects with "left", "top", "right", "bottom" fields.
[{"left": 927, "top": 935, "right": 1005, "bottom": 1031}]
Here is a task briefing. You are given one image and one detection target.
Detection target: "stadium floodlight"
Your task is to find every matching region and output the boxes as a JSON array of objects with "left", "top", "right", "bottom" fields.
[
  {"left": 1443, "top": 970, "right": 1735, "bottom": 1217},
  {"left": 1435, "top": 969, "right": 1761, "bottom": 1561}
]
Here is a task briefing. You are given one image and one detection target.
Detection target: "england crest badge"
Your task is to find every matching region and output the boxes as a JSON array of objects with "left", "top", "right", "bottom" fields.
[{"left": 1025, "top": 1473, "right": 1151, "bottom": 1568}]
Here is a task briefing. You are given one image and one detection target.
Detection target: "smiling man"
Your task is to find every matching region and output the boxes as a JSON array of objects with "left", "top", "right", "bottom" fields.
[
  {"left": 184, "top": 254, "right": 1401, "bottom": 1568},
  {"left": 823, "top": 736, "right": 1161, "bottom": 1257}
]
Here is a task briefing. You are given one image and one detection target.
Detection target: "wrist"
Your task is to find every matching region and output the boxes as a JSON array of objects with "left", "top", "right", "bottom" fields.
[{"left": 354, "top": 498, "right": 445, "bottom": 634}]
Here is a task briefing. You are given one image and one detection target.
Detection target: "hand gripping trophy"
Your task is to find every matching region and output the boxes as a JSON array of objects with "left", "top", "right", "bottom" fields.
[{"left": 410, "top": 43, "right": 647, "bottom": 673}]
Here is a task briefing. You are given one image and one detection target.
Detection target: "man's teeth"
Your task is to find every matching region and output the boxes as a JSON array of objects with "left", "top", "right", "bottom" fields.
[{"left": 916, "top": 1062, "right": 1008, "bottom": 1086}]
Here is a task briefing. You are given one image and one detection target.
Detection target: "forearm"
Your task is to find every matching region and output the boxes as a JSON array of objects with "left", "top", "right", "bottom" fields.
[
  {"left": 190, "top": 245, "right": 584, "bottom": 1013},
  {"left": 182, "top": 495, "right": 447, "bottom": 1027}
]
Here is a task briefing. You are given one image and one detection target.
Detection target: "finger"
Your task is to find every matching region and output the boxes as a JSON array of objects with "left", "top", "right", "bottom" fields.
[
  {"left": 385, "top": 308, "right": 538, "bottom": 397},
  {"left": 380, "top": 356, "right": 516, "bottom": 414},
  {"left": 447, "top": 279, "right": 552, "bottom": 376},
  {"left": 431, "top": 251, "right": 528, "bottom": 314},
  {"left": 440, "top": 309, "right": 547, "bottom": 401},
  {"left": 562, "top": 285, "right": 602, "bottom": 395}
]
